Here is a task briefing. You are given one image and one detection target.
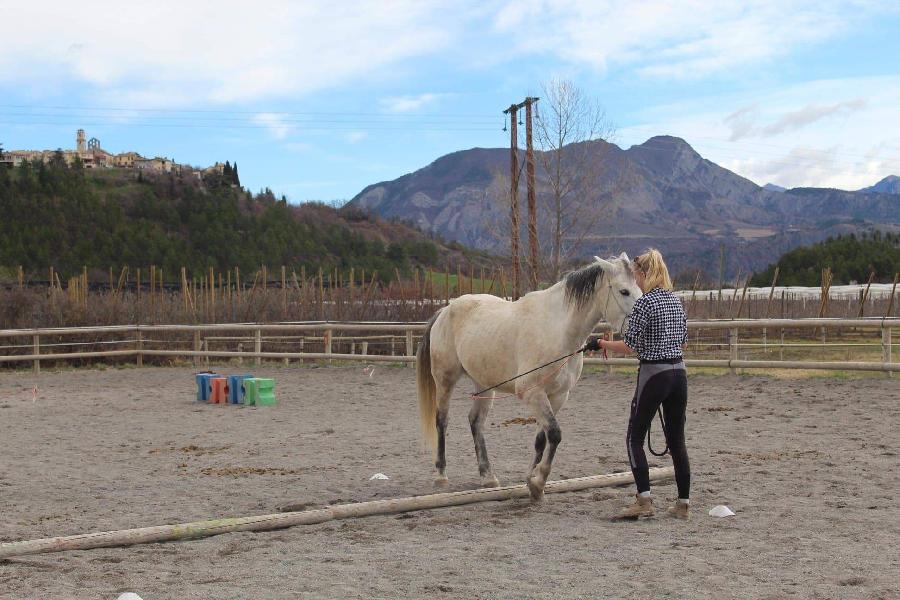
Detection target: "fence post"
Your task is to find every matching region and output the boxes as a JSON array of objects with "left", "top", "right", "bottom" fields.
[
  {"left": 254, "top": 329, "right": 262, "bottom": 367},
  {"left": 361, "top": 341, "right": 368, "bottom": 356},
  {"left": 885, "top": 326, "right": 893, "bottom": 379},
  {"left": 203, "top": 339, "right": 209, "bottom": 368},
  {"left": 193, "top": 331, "right": 201, "bottom": 367},
  {"left": 33, "top": 334, "right": 40, "bottom": 375},
  {"left": 237, "top": 343, "right": 244, "bottom": 366},
  {"left": 136, "top": 328, "right": 143, "bottom": 367},
  {"left": 325, "top": 329, "right": 332, "bottom": 365},
  {"left": 406, "top": 330, "right": 414, "bottom": 367},
  {"left": 729, "top": 327, "right": 738, "bottom": 375}
]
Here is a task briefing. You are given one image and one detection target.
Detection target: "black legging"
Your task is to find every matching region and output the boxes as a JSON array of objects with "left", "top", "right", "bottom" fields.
[{"left": 627, "top": 362, "right": 690, "bottom": 498}]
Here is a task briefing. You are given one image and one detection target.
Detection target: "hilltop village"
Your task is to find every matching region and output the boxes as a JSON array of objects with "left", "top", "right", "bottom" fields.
[{"left": 0, "top": 129, "right": 226, "bottom": 179}]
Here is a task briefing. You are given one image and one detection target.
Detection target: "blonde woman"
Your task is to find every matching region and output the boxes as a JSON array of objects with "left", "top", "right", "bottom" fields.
[{"left": 585, "top": 248, "right": 690, "bottom": 519}]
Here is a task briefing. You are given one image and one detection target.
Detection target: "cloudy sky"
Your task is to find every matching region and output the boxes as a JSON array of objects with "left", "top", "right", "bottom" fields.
[{"left": 2, "top": 1, "right": 899, "bottom": 201}]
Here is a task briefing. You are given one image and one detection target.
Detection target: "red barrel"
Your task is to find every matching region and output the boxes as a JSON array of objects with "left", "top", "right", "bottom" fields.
[{"left": 209, "top": 377, "right": 229, "bottom": 404}]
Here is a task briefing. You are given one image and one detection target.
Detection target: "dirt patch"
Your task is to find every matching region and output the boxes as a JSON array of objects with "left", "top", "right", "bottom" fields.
[
  {"left": 0, "top": 366, "right": 896, "bottom": 599},
  {"left": 500, "top": 416, "right": 537, "bottom": 426}
]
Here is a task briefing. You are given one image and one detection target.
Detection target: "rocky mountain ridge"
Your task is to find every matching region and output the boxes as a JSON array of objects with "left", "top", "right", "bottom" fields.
[{"left": 348, "top": 136, "right": 899, "bottom": 280}]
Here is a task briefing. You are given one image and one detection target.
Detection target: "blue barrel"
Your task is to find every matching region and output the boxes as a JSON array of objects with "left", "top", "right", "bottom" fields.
[
  {"left": 227, "top": 374, "right": 254, "bottom": 404},
  {"left": 195, "top": 372, "right": 218, "bottom": 402}
]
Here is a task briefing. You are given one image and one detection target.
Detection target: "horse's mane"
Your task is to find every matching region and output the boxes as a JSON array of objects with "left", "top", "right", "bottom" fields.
[{"left": 563, "top": 262, "right": 606, "bottom": 309}]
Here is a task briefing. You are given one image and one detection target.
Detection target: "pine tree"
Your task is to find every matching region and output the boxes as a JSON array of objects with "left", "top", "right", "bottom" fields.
[{"left": 232, "top": 162, "right": 240, "bottom": 186}]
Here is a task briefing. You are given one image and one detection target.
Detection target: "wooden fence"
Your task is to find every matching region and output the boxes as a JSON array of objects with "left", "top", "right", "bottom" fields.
[{"left": 0, "top": 318, "right": 896, "bottom": 375}]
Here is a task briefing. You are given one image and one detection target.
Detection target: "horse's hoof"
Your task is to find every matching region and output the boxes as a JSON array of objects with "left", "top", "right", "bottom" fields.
[
  {"left": 434, "top": 476, "right": 450, "bottom": 488},
  {"left": 526, "top": 476, "right": 545, "bottom": 501},
  {"left": 481, "top": 475, "right": 500, "bottom": 488}
]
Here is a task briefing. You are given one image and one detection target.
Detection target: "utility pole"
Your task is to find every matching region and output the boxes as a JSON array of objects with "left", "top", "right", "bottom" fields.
[
  {"left": 504, "top": 96, "right": 540, "bottom": 298},
  {"left": 504, "top": 103, "right": 521, "bottom": 300},
  {"left": 525, "top": 97, "right": 539, "bottom": 290}
]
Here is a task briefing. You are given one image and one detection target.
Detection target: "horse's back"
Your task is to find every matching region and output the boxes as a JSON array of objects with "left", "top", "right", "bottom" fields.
[
  {"left": 443, "top": 293, "right": 518, "bottom": 336},
  {"left": 428, "top": 294, "right": 525, "bottom": 386}
]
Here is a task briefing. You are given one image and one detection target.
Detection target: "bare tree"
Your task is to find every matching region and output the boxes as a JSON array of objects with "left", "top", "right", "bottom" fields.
[{"left": 535, "top": 79, "right": 616, "bottom": 281}]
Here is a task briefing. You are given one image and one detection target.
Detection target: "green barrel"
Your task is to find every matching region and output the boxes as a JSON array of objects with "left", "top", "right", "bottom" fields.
[{"left": 243, "top": 378, "right": 276, "bottom": 406}]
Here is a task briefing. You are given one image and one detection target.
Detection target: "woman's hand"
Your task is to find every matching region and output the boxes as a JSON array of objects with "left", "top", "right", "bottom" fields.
[
  {"left": 601, "top": 339, "right": 634, "bottom": 355},
  {"left": 583, "top": 338, "right": 601, "bottom": 352}
]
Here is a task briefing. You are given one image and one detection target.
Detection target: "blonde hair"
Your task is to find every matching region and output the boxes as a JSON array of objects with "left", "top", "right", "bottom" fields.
[{"left": 634, "top": 248, "right": 673, "bottom": 291}]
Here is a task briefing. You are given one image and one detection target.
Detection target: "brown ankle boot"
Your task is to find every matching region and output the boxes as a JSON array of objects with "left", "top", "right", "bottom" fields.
[
  {"left": 611, "top": 494, "right": 654, "bottom": 520},
  {"left": 666, "top": 501, "right": 690, "bottom": 520}
]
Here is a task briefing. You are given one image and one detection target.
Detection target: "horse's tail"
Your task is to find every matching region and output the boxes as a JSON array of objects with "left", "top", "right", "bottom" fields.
[{"left": 417, "top": 309, "right": 442, "bottom": 452}]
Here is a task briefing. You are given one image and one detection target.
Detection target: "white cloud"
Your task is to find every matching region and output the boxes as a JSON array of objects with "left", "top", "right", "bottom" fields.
[
  {"left": 344, "top": 131, "right": 368, "bottom": 143},
  {"left": 726, "top": 99, "right": 867, "bottom": 140},
  {"left": 618, "top": 75, "right": 900, "bottom": 190},
  {"left": 253, "top": 113, "right": 294, "bottom": 139},
  {"left": 283, "top": 141, "right": 315, "bottom": 153},
  {"left": 2, "top": 1, "right": 896, "bottom": 110},
  {"left": 5, "top": 1, "right": 894, "bottom": 110},
  {"left": 491, "top": 0, "right": 898, "bottom": 79},
  {"left": 379, "top": 93, "right": 443, "bottom": 113},
  {"left": 0, "top": 1, "right": 467, "bottom": 106}
]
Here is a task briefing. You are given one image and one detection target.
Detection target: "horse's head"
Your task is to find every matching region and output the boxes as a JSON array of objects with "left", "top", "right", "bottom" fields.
[
  {"left": 563, "top": 252, "right": 642, "bottom": 333},
  {"left": 595, "top": 253, "right": 642, "bottom": 332}
]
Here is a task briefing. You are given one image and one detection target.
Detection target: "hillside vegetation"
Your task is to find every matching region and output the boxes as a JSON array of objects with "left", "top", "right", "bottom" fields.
[
  {"left": 750, "top": 231, "right": 900, "bottom": 286},
  {"left": 0, "top": 160, "right": 463, "bottom": 281}
]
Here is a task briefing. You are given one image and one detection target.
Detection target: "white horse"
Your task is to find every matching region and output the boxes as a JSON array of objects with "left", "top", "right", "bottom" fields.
[{"left": 416, "top": 253, "right": 642, "bottom": 500}]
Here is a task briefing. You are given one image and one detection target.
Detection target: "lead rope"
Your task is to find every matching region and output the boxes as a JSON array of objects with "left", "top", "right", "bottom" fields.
[
  {"left": 469, "top": 348, "right": 584, "bottom": 400},
  {"left": 647, "top": 407, "right": 669, "bottom": 456}
]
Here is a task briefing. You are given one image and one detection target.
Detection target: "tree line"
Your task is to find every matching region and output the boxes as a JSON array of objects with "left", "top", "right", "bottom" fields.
[
  {"left": 0, "top": 158, "right": 439, "bottom": 281},
  {"left": 750, "top": 231, "right": 900, "bottom": 286}
]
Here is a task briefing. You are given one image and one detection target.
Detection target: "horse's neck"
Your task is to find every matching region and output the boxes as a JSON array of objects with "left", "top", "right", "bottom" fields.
[{"left": 543, "top": 280, "right": 609, "bottom": 343}]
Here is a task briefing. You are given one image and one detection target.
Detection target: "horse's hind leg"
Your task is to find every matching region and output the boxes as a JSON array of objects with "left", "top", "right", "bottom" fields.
[
  {"left": 433, "top": 372, "right": 461, "bottom": 487},
  {"left": 469, "top": 395, "right": 500, "bottom": 488}
]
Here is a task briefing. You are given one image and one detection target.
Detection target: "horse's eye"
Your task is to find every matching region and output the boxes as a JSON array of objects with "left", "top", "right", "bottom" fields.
[{"left": 620, "top": 289, "right": 630, "bottom": 296}]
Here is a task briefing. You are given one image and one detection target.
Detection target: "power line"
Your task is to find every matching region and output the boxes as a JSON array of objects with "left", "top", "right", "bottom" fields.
[
  {"left": 0, "top": 119, "right": 499, "bottom": 133},
  {"left": 0, "top": 104, "right": 498, "bottom": 120},
  {"left": 0, "top": 113, "right": 498, "bottom": 126}
]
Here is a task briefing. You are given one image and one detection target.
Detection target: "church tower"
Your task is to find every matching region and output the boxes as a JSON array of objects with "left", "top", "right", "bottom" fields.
[{"left": 76, "top": 129, "right": 86, "bottom": 153}]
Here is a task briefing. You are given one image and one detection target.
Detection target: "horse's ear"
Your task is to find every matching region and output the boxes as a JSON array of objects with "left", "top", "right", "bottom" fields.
[
  {"left": 618, "top": 252, "right": 632, "bottom": 268},
  {"left": 593, "top": 256, "right": 615, "bottom": 271}
]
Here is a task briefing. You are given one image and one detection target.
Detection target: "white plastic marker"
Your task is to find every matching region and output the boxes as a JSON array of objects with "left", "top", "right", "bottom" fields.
[
  {"left": 117, "top": 594, "right": 144, "bottom": 600},
  {"left": 362, "top": 365, "right": 375, "bottom": 378},
  {"left": 369, "top": 473, "right": 390, "bottom": 481},
  {"left": 709, "top": 505, "right": 735, "bottom": 517}
]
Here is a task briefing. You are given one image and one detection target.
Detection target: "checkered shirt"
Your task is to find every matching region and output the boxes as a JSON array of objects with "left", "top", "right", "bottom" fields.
[{"left": 623, "top": 287, "right": 687, "bottom": 361}]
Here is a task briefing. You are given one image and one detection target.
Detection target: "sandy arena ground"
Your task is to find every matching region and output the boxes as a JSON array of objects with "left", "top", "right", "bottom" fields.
[{"left": 0, "top": 363, "right": 897, "bottom": 599}]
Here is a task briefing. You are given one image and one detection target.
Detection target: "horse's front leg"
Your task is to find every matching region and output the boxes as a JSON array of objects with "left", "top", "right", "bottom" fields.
[
  {"left": 469, "top": 395, "right": 500, "bottom": 488},
  {"left": 525, "top": 390, "right": 561, "bottom": 501},
  {"left": 531, "top": 430, "right": 546, "bottom": 470}
]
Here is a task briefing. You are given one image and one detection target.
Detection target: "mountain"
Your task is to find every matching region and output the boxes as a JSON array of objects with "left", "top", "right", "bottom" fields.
[
  {"left": 348, "top": 136, "right": 900, "bottom": 280},
  {"left": 861, "top": 175, "right": 900, "bottom": 194},
  {"left": 763, "top": 183, "right": 786, "bottom": 192}
]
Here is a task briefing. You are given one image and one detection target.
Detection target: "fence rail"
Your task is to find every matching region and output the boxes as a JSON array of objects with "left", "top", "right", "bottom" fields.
[{"left": 0, "top": 319, "right": 896, "bottom": 374}]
